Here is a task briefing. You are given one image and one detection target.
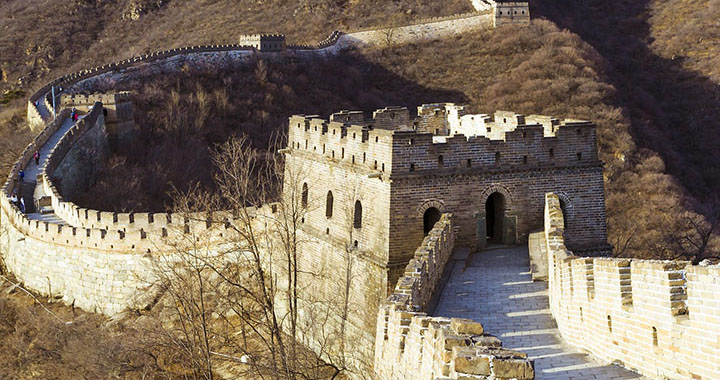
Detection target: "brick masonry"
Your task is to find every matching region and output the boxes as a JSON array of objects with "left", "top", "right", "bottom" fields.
[{"left": 543, "top": 193, "right": 720, "bottom": 379}]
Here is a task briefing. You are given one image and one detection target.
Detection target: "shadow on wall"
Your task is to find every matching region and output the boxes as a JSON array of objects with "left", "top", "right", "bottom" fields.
[
  {"left": 532, "top": 0, "right": 720, "bottom": 209},
  {"left": 70, "top": 51, "right": 470, "bottom": 213}
]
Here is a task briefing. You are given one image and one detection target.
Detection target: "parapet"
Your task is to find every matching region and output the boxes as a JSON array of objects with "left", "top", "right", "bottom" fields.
[
  {"left": 60, "top": 91, "right": 131, "bottom": 108},
  {"left": 287, "top": 104, "right": 601, "bottom": 178},
  {"left": 543, "top": 193, "right": 720, "bottom": 380}
]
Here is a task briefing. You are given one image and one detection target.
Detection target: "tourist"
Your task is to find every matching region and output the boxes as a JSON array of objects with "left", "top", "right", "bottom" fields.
[
  {"left": 19, "top": 196, "right": 25, "bottom": 213},
  {"left": 18, "top": 170, "right": 24, "bottom": 182},
  {"left": 9, "top": 192, "right": 18, "bottom": 207},
  {"left": 34, "top": 150, "right": 40, "bottom": 165}
]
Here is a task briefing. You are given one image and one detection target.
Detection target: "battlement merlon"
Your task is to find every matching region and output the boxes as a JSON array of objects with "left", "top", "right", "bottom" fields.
[{"left": 286, "top": 105, "right": 600, "bottom": 176}]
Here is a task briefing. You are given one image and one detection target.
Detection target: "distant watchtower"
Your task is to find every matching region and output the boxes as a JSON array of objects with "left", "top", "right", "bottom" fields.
[
  {"left": 238, "top": 34, "right": 286, "bottom": 52},
  {"left": 283, "top": 103, "right": 608, "bottom": 288},
  {"left": 489, "top": 0, "right": 530, "bottom": 27}
]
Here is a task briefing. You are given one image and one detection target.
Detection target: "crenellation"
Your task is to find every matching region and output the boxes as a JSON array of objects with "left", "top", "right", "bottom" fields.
[{"left": 542, "top": 192, "right": 720, "bottom": 380}]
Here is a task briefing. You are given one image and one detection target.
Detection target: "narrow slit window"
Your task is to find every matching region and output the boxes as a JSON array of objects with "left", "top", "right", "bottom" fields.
[
  {"left": 354, "top": 201, "right": 362, "bottom": 229},
  {"left": 326, "top": 191, "right": 334, "bottom": 218}
]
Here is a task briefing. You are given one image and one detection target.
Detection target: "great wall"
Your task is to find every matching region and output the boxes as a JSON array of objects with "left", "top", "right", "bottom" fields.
[{"left": 1, "top": 1, "right": 719, "bottom": 379}]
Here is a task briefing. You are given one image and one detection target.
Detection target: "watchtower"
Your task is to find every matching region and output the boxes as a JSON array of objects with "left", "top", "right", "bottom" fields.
[
  {"left": 284, "top": 103, "right": 609, "bottom": 288},
  {"left": 238, "top": 34, "right": 286, "bottom": 52}
]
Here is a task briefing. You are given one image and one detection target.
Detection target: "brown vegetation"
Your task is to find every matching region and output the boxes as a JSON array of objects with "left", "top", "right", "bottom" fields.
[
  {"left": 0, "top": 273, "right": 168, "bottom": 379},
  {"left": 648, "top": 0, "right": 720, "bottom": 82},
  {"left": 0, "top": 0, "right": 470, "bottom": 97}
]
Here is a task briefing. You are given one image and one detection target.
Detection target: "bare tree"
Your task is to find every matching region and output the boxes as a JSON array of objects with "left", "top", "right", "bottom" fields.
[
  {"left": 147, "top": 134, "right": 356, "bottom": 379},
  {"left": 669, "top": 211, "right": 720, "bottom": 264}
]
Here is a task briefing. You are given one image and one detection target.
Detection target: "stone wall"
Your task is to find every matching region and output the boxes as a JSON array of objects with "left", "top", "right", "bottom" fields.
[
  {"left": 373, "top": 214, "right": 535, "bottom": 380},
  {"left": 47, "top": 104, "right": 109, "bottom": 199},
  {"left": 544, "top": 193, "right": 720, "bottom": 380}
]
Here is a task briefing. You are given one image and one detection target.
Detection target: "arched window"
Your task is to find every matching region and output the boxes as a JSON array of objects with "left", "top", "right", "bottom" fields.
[
  {"left": 354, "top": 200, "right": 362, "bottom": 228},
  {"left": 301, "top": 183, "right": 308, "bottom": 208},
  {"left": 326, "top": 191, "right": 334, "bottom": 218}
]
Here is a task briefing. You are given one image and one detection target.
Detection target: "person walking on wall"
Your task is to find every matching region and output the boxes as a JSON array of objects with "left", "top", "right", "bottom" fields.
[
  {"left": 18, "top": 170, "right": 24, "bottom": 183},
  {"left": 19, "top": 196, "right": 25, "bottom": 213},
  {"left": 34, "top": 150, "right": 40, "bottom": 166}
]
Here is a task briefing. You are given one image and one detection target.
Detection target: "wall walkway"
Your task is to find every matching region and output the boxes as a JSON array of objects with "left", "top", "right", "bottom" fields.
[
  {"left": 434, "top": 246, "right": 646, "bottom": 379},
  {"left": 374, "top": 215, "right": 535, "bottom": 380}
]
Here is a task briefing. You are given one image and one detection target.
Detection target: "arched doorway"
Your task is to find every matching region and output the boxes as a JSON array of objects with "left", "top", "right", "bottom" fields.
[
  {"left": 485, "top": 192, "right": 505, "bottom": 243},
  {"left": 423, "top": 207, "right": 441, "bottom": 235}
]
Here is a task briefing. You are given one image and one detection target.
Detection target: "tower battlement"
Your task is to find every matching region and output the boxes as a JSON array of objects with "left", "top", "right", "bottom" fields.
[{"left": 288, "top": 104, "right": 600, "bottom": 177}]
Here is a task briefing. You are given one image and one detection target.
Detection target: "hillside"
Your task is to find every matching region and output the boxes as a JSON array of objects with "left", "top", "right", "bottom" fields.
[
  {"left": 649, "top": 0, "right": 720, "bottom": 82},
  {"left": 532, "top": 0, "right": 720, "bottom": 260},
  {"left": 0, "top": 0, "right": 471, "bottom": 98}
]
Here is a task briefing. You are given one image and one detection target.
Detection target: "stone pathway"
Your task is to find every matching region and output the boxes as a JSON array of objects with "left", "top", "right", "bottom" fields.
[
  {"left": 23, "top": 115, "right": 78, "bottom": 223},
  {"left": 433, "top": 245, "right": 647, "bottom": 380}
]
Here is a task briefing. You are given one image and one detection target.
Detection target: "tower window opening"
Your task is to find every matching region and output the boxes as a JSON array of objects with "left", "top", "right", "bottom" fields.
[
  {"left": 410, "top": 163, "right": 415, "bottom": 172},
  {"left": 363, "top": 152, "right": 366, "bottom": 163},
  {"left": 438, "top": 155, "right": 444, "bottom": 167},
  {"left": 495, "top": 152, "right": 501, "bottom": 163},
  {"left": 577, "top": 152, "right": 583, "bottom": 161},
  {"left": 549, "top": 148, "right": 554, "bottom": 158},
  {"left": 354, "top": 200, "right": 362, "bottom": 229},
  {"left": 325, "top": 191, "right": 334, "bottom": 219},
  {"left": 467, "top": 159, "right": 472, "bottom": 168},
  {"left": 607, "top": 315, "right": 613, "bottom": 333},
  {"left": 342, "top": 148, "right": 345, "bottom": 159},
  {"left": 652, "top": 327, "right": 658, "bottom": 347},
  {"left": 523, "top": 155, "right": 528, "bottom": 164},
  {"left": 301, "top": 183, "right": 308, "bottom": 208}
]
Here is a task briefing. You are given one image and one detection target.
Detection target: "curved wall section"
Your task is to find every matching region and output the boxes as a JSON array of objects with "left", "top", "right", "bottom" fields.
[
  {"left": 544, "top": 193, "right": 720, "bottom": 380},
  {"left": 0, "top": 207, "right": 152, "bottom": 314}
]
